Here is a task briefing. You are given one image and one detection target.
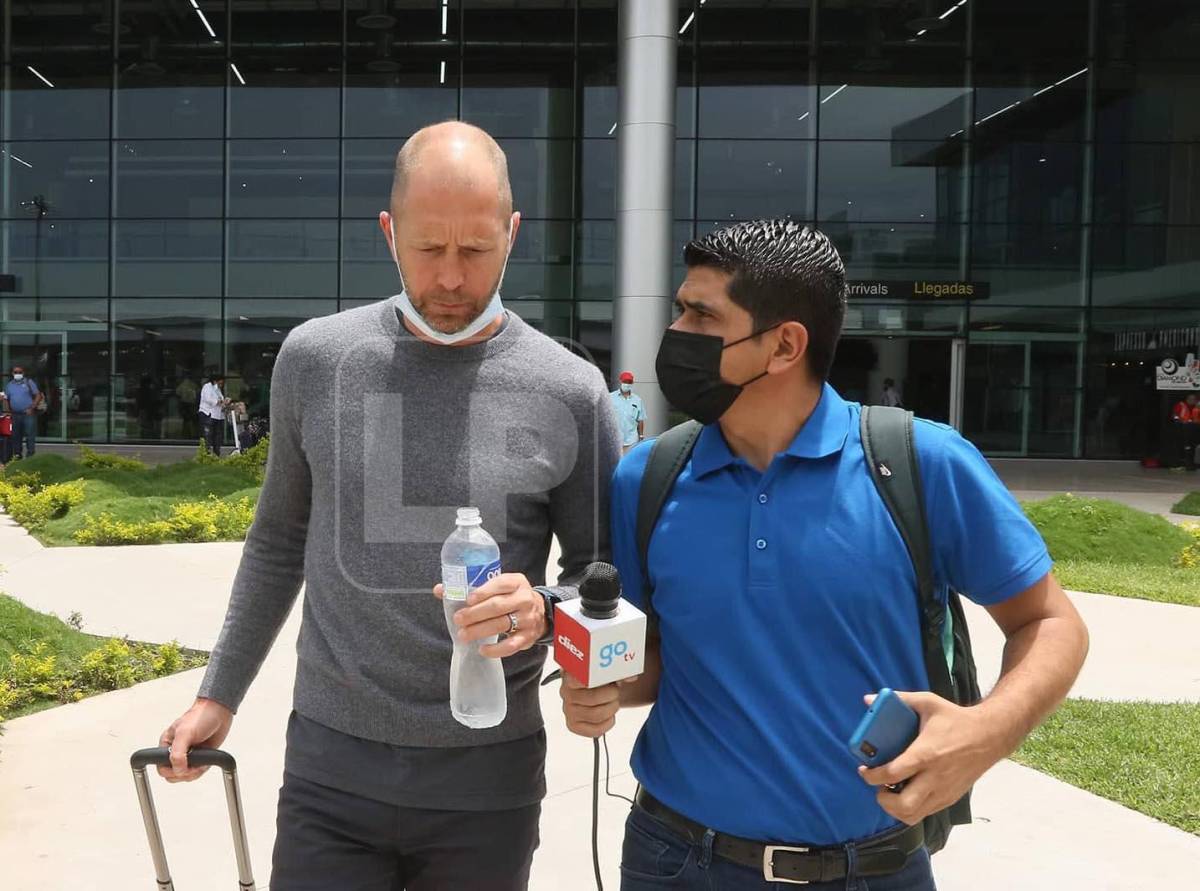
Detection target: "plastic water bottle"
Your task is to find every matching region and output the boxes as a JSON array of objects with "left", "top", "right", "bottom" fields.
[{"left": 441, "top": 507, "right": 507, "bottom": 729}]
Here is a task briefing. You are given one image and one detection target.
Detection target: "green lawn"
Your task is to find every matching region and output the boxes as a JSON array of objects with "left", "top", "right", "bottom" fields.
[
  {"left": 1023, "top": 495, "right": 1198, "bottom": 607},
  {"left": 1, "top": 452, "right": 261, "bottom": 547},
  {"left": 0, "top": 594, "right": 208, "bottom": 722},
  {"left": 1014, "top": 699, "right": 1200, "bottom": 837},
  {"left": 1173, "top": 492, "right": 1200, "bottom": 516},
  {"left": 1053, "top": 560, "right": 1200, "bottom": 607}
]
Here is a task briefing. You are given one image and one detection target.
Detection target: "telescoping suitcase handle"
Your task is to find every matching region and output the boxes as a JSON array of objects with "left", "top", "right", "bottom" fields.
[{"left": 129, "top": 747, "right": 256, "bottom": 891}]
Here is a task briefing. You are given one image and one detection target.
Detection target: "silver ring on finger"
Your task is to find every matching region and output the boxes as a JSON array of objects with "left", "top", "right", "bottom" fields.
[{"left": 506, "top": 611, "right": 519, "bottom": 635}]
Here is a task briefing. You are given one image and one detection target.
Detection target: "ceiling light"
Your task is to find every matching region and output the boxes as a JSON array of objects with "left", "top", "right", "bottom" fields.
[
  {"left": 230, "top": 63, "right": 246, "bottom": 86},
  {"left": 679, "top": 12, "right": 695, "bottom": 35},
  {"left": 27, "top": 66, "right": 55, "bottom": 88},
  {"left": 821, "top": 84, "right": 848, "bottom": 104}
]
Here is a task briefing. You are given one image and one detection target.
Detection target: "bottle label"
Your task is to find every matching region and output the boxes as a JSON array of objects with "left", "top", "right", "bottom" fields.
[{"left": 442, "top": 560, "right": 502, "bottom": 602}]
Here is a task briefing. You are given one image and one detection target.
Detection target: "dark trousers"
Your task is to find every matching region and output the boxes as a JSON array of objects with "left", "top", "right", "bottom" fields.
[
  {"left": 200, "top": 413, "right": 223, "bottom": 456},
  {"left": 270, "top": 771, "right": 542, "bottom": 891},
  {"left": 9, "top": 412, "right": 36, "bottom": 460},
  {"left": 620, "top": 804, "right": 937, "bottom": 891}
]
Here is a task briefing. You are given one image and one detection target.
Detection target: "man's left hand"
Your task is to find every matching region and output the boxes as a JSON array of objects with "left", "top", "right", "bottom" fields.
[
  {"left": 433, "top": 572, "right": 546, "bottom": 659},
  {"left": 857, "top": 690, "right": 1003, "bottom": 826}
]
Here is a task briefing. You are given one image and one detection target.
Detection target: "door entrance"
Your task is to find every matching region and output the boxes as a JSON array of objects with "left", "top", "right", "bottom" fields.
[
  {"left": 1, "top": 324, "right": 109, "bottom": 443},
  {"left": 829, "top": 336, "right": 958, "bottom": 425},
  {"left": 962, "top": 336, "right": 1083, "bottom": 457}
]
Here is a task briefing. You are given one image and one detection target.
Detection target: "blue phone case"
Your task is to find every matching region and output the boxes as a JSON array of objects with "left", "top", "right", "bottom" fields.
[{"left": 847, "top": 688, "right": 920, "bottom": 768}]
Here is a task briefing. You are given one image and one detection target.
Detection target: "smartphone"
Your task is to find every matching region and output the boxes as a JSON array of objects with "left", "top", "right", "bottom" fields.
[{"left": 847, "top": 687, "right": 920, "bottom": 778}]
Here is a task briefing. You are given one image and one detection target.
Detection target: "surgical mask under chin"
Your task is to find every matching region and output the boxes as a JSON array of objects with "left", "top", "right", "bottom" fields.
[{"left": 391, "top": 221, "right": 512, "bottom": 345}]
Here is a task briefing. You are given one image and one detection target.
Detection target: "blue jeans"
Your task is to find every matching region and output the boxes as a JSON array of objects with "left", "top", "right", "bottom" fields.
[
  {"left": 10, "top": 412, "right": 36, "bottom": 459},
  {"left": 620, "top": 805, "right": 937, "bottom": 891}
]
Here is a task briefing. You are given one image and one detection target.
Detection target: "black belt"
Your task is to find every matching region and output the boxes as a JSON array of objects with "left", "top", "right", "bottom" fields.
[{"left": 634, "top": 788, "right": 924, "bottom": 885}]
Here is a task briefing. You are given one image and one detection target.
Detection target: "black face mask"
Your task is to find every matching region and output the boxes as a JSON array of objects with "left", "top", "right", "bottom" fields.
[{"left": 655, "top": 325, "right": 778, "bottom": 425}]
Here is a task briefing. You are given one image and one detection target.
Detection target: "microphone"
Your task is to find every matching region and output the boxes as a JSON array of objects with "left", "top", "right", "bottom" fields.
[{"left": 553, "top": 561, "right": 647, "bottom": 689}]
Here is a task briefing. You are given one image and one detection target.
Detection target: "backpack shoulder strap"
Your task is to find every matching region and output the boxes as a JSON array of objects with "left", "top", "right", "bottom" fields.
[
  {"left": 859, "top": 405, "right": 954, "bottom": 696},
  {"left": 636, "top": 420, "right": 704, "bottom": 627}
]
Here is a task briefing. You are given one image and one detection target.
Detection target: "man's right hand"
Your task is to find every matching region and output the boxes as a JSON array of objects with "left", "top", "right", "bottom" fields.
[
  {"left": 157, "top": 698, "right": 234, "bottom": 782},
  {"left": 560, "top": 674, "right": 623, "bottom": 738}
]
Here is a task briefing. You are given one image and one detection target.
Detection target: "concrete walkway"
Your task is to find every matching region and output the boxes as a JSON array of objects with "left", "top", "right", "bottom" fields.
[{"left": 2, "top": 519, "right": 1199, "bottom": 888}]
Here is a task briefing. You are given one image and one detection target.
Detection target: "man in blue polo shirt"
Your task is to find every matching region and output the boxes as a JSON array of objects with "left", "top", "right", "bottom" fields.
[
  {"left": 561, "top": 221, "right": 1089, "bottom": 890},
  {"left": 3, "top": 364, "right": 43, "bottom": 460}
]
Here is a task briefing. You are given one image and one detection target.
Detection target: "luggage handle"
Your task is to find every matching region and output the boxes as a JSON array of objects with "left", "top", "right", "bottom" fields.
[{"left": 129, "top": 747, "right": 256, "bottom": 891}]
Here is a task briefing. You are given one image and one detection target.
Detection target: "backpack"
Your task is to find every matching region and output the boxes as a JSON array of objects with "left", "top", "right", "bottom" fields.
[{"left": 634, "top": 405, "right": 981, "bottom": 855}]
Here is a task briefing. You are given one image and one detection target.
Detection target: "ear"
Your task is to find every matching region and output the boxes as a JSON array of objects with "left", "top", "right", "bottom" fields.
[
  {"left": 769, "top": 321, "right": 810, "bottom": 374},
  {"left": 508, "top": 211, "right": 522, "bottom": 247}
]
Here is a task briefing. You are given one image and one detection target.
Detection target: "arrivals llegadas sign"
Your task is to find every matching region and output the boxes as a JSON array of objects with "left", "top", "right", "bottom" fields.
[{"left": 847, "top": 280, "right": 988, "bottom": 300}]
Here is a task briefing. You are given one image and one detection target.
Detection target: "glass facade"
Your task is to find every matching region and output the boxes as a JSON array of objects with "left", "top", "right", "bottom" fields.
[{"left": 1, "top": 0, "right": 1198, "bottom": 458}]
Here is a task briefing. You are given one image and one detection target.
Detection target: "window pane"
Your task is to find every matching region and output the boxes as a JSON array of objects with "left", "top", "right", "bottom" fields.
[
  {"left": 115, "top": 141, "right": 224, "bottom": 218},
  {"left": 344, "top": 139, "right": 400, "bottom": 218},
  {"left": 697, "top": 141, "right": 812, "bottom": 221},
  {"left": 227, "top": 220, "right": 338, "bottom": 298},
  {"left": 504, "top": 221, "right": 573, "bottom": 301},
  {"left": 969, "top": 306, "right": 1084, "bottom": 335},
  {"left": 115, "top": 1, "right": 227, "bottom": 139},
  {"left": 817, "top": 0, "right": 967, "bottom": 142},
  {"left": 500, "top": 140, "right": 575, "bottom": 219},
  {"left": 225, "top": 299, "right": 337, "bottom": 416},
  {"left": 974, "top": 60, "right": 1088, "bottom": 143},
  {"left": 1095, "top": 143, "right": 1200, "bottom": 227},
  {"left": 577, "top": 220, "right": 692, "bottom": 303},
  {"left": 1091, "top": 226, "right": 1200, "bottom": 308},
  {"left": 0, "top": 220, "right": 108, "bottom": 298},
  {"left": 2, "top": 142, "right": 110, "bottom": 219},
  {"left": 112, "top": 298, "right": 222, "bottom": 442},
  {"left": 345, "top": 1, "right": 459, "bottom": 137},
  {"left": 818, "top": 141, "right": 964, "bottom": 223},
  {"left": 1096, "top": 67, "right": 1200, "bottom": 143},
  {"left": 228, "top": 4, "right": 341, "bottom": 138},
  {"left": 1099, "top": 0, "right": 1200, "bottom": 63},
  {"left": 115, "top": 221, "right": 223, "bottom": 298},
  {"left": 973, "top": 0, "right": 1089, "bottom": 62},
  {"left": 973, "top": 141, "right": 1084, "bottom": 226},
  {"left": 824, "top": 223, "right": 963, "bottom": 281},
  {"left": 7, "top": 4, "right": 111, "bottom": 139},
  {"left": 462, "top": 2, "right": 575, "bottom": 138},
  {"left": 229, "top": 141, "right": 340, "bottom": 218},
  {"left": 342, "top": 219, "right": 399, "bottom": 300},
  {"left": 972, "top": 225, "right": 1083, "bottom": 304}
]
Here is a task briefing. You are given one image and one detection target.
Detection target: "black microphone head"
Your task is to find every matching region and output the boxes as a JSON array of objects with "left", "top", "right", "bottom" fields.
[{"left": 579, "top": 561, "right": 621, "bottom": 619}]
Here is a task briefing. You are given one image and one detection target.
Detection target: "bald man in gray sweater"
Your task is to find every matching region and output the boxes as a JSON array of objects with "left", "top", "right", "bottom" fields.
[{"left": 158, "top": 122, "right": 621, "bottom": 890}]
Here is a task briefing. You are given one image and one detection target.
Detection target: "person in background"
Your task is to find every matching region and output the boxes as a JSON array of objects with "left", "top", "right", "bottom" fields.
[
  {"left": 1170, "top": 392, "right": 1199, "bottom": 471},
  {"left": 3, "top": 365, "right": 43, "bottom": 460},
  {"left": 610, "top": 370, "right": 646, "bottom": 454},
  {"left": 881, "top": 377, "right": 903, "bottom": 408},
  {"left": 198, "top": 372, "right": 229, "bottom": 457}
]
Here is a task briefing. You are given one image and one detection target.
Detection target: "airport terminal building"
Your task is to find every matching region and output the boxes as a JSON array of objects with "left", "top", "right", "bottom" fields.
[{"left": 1, "top": 0, "right": 1197, "bottom": 459}]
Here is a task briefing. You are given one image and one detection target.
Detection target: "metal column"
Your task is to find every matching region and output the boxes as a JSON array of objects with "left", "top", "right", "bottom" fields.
[{"left": 614, "top": 0, "right": 677, "bottom": 434}]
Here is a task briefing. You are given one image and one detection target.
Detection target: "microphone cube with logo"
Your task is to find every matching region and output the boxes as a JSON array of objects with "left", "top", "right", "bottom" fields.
[{"left": 553, "top": 562, "right": 647, "bottom": 689}]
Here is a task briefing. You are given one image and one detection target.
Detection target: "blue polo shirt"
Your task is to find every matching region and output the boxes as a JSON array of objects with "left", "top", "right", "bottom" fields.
[
  {"left": 3, "top": 378, "right": 39, "bottom": 413},
  {"left": 611, "top": 384, "right": 1052, "bottom": 846}
]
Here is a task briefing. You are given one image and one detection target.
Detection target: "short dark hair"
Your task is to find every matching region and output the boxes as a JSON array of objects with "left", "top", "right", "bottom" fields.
[{"left": 683, "top": 220, "right": 847, "bottom": 380}]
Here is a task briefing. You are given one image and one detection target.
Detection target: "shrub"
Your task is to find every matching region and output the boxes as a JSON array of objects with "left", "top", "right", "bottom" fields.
[
  {"left": 1177, "top": 523, "right": 1200, "bottom": 570},
  {"left": 78, "top": 639, "right": 139, "bottom": 690},
  {"left": 73, "top": 495, "right": 255, "bottom": 545},
  {"left": 0, "top": 479, "right": 86, "bottom": 529},
  {"left": 194, "top": 435, "right": 269, "bottom": 482},
  {"left": 195, "top": 439, "right": 222, "bottom": 465},
  {"left": 77, "top": 445, "right": 146, "bottom": 471},
  {"left": 0, "top": 636, "right": 205, "bottom": 722}
]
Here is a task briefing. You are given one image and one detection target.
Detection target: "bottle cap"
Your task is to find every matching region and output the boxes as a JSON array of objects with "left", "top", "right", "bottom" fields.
[{"left": 456, "top": 507, "right": 482, "bottom": 526}]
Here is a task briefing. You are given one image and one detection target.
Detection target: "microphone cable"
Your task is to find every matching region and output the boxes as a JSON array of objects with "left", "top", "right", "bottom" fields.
[{"left": 544, "top": 668, "right": 635, "bottom": 891}]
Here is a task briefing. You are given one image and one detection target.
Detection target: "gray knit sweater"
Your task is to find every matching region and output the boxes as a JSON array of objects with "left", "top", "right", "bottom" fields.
[{"left": 198, "top": 301, "right": 621, "bottom": 747}]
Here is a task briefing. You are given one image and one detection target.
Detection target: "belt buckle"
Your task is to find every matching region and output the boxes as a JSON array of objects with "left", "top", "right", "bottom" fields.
[{"left": 763, "top": 844, "right": 810, "bottom": 885}]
